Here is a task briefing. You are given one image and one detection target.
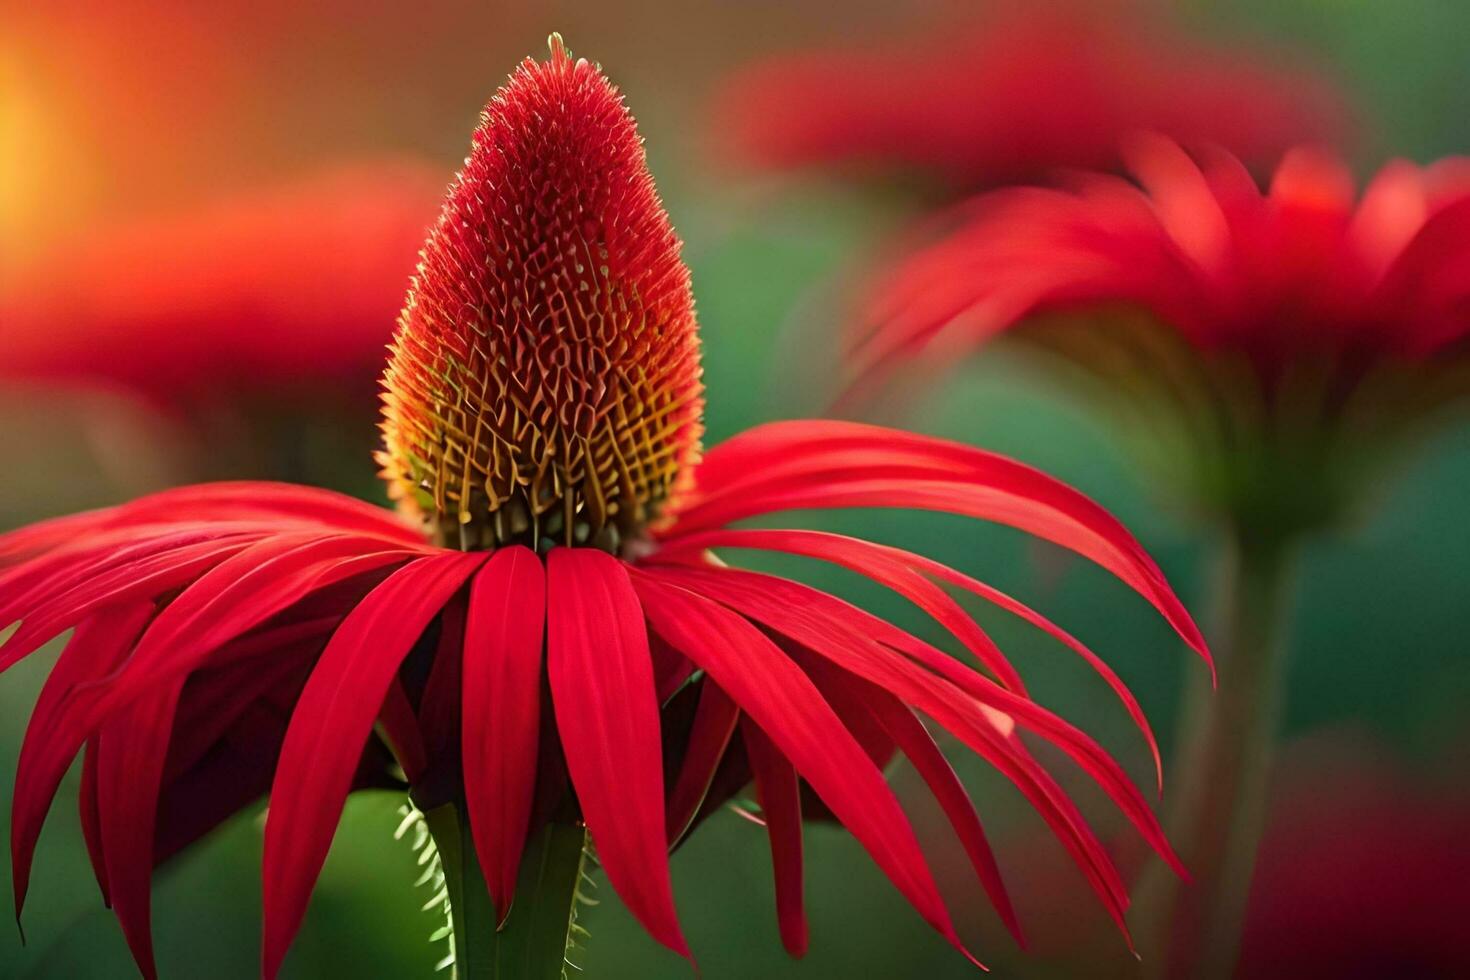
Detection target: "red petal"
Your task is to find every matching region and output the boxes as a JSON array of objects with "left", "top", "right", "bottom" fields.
[
  {"left": 109, "top": 482, "right": 424, "bottom": 544},
  {"left": 260, "top": 551, "right": 485, "bottom": 980},
  {"left": 1350, "top": 159, "right": 1428, "bottom": 284},
  {"left": 1, "top": 536, "right": 254, "bottom": 672},
  {"left": 665, "top": 555, "right": 1170, "bottom": 850},
  {"left": 545, "top": 548, "right": 690, "bottom": 960},
  {"left": 378, "top": 678, "right": 428, "bottom": 784},
  {"left": 1121, "top": 133, "right": 1231, "bottom": 274},
  {"left": 96, "top": 677, "right": 187, "bottom": 980},
  {"left": 741, "top": 718, "right": 808, "bottom": 958},
  {"left": 0, "top": 508, "right": 109, "bottom": 563},
  {"left": 0, "top": 524, "right": 256, "bottom": 629},
  {"left": 462, "top": 546, "right": 545, "bottom": 923},
  {"left": 95, "top": 535, "right": 413, "bottom": 712},
  {"left": 665, "top": 420, "right": 1209, "bottom": 671},
  {"left": 11, "top": 603, "right": 154, "bottom": 920},
  {"left": 632, "top": 570, "right": 980, "bottom": 966},
  {"left": 79, "top": 739, "right": 109, "bottom": 906},
  {"left": 665, "top": 679, "right": 740, "bottom": 847},
  {"left": 0, "top": 483, "right": 421, "bottom": 570},
  {"left": 416, "top": 594, "right": 466, "bottom": 762},
  {"left": 805, "top": 655, "right": 1023, "bottom": 946},
  {"left": 660, "top": 528, "right": 1023, "bottom": 693},
  {"left": 644, "top": 563, "right": 1140, "bottom": 935},
  {"left": 656, "top": 527, "right": 1159, "bottom": 790},
  {"left": 163, "top": 623, "right": 328, "bottom": 783},
  {"left": 650, "top": 630, "right": 696, "bottom": 704}
]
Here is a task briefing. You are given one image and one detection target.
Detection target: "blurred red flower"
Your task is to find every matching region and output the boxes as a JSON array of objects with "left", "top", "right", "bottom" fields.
[
  {"left": 711, "top": 0, "right": 1346, "bottom": 193},
  {"left": 1241, "top": 738, "right": 1470, "bottom": 978},
  {"left": 1, "top": 162, "right": 445, "bottom": 414},
  {"left": 0, "top": 38, "right": 1209, "bottom": 978},
  {"left": 856, "top": 136, "right": 1470, "bottom": 529}
]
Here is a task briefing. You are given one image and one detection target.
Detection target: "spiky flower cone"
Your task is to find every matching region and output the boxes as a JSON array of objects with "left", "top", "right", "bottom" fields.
[{"left": 380, "top": 35, "right": 703, "bottom": 553}]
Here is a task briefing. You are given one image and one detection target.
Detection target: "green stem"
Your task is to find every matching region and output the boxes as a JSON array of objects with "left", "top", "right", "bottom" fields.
[
  {"left": 1135, "top": 527, "right": 1297, "bottom": 979},
  {"left": 422, "top": 803, "right": 589, "bottom": 980}
]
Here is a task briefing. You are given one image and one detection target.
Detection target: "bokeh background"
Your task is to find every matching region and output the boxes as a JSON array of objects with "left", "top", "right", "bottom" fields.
[{"left": 2, "top": 0, "right": 1468, "bottom": 977}]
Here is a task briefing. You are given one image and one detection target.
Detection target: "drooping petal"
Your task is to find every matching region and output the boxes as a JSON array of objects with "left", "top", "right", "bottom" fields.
[
  {"left": 416, "top": 595, "right": 466, "bottom": 763},
  {"left": 654, "top": 527, "right": 1160, "bottom": 787},
  {"left": 98, "top": 534, "right": 417, "bottom": 707},
  {"left": 1122, "top": 133, "right": 1232, "bottom": 275},
  {"left": 544, "top": 548, "right": 690, "bottom": 960},
  {"left": 0, "top": 484, "right": 423, "bottom": 565},
  {"left": 78, "top": 739, "right": 109, "bottom": 906},
  {"left": 665, "top": 679, "right": 740, "bottom": 847},
  {"left": 659, "top": 560, "right": 1178, "bottom": 879},
  {"left": 96, "top": 677, "right": 187, "bottom": 980},
  {"left": 0, "top": 508, "right": 110, "bottom": 563},
  {"left": 0, "top": 535, "right": 258, "bottom": 671},
  {"left": 378, "top": 678, "right": 428, "bottom": 785},
  {"left": 107, "top": 483, "right": 426, "bottom": 543},
  {"left": 1349, "top": 159, "right": 1429, "bottom": 284},
  {"left": 658, "top": 528, "right": 1022, "bottom": 692},
  {"left": 740, "top": 717, "right": 808, "bottom": 957},
  {"left": 462, "top": 545, "right": 546, "bottom": 923},
  {"left": 11, "top": 603, "right": 154, "bottom": 920},
  {"left": 803, "top": 654, "right": 1022, "bottom": 946},
  {"left": 650, "top": 631, "right": 696, "bottom": 704},
  {"left": 260, "top": 551, "right": 485, "bottom": 980},
  {"left": 664, "top": 420, "right": 1209, "bottom": 667},
  {"left": 6, "top": 539, "right": 390, "bottom": 850},
  {"left": 163, "top": 628, "right": 323, "bottom": 783},
  {"left": 645, "top": 562, "right": 1147, "bottom": 935},
  {"left": 632, "top": 570, "right": 980, "bottom": 966},
  {"left": 0, "top": 524, "right": 259, "bottom": 630}
]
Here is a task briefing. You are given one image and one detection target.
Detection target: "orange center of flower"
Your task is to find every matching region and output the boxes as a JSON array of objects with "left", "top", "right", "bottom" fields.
[{"left": 378, "top": 36, "right": 704, "bottom": 552}]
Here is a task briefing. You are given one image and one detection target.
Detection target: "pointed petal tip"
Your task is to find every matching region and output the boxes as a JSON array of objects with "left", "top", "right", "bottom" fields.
[
  {"left": 956, "top": 939, "right": 990, "bottom": 972},
  {"left": 1116, "top": 917, "right": 1139, "bottom": 958}
]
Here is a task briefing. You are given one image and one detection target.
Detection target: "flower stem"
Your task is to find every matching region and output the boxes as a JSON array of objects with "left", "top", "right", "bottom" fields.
[
  {"left": 1136, "top": 526, "right": 1297, "bottom": 979},
  {"left": 422, "top": 802, "right": 590, "bottom": 980}
]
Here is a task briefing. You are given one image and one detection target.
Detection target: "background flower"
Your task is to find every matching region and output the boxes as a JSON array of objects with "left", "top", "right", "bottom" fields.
[
  {"left": 852, "top": 138, "right": 1470, "bottom": 976},
  {"left": 1239, "top": 733, "right": 1470, "bottom": 978},
  {"left": 0, "top": 162, "right": 445, "bottom": 484},
  {"left": 710, "top": 0, "right": 1346, "bottom": 195},
  {"left": 856, "top": 138, "right": 1470, "bottom": 531}
]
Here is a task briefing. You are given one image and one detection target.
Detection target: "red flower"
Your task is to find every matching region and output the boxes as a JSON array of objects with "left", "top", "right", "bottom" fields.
[
  {"left": 856, "top": 136, "right": 1470, "bottom": 529},
  {"left": 1, "top": 38, "right": 1208, "bottom": 977},
  {"left": 711, "top": 1, "right": 1345, "bottom": 192},
  {"left": 1, "top": 161, "right": 444, "bottom": 413},
  {"left": 1241, "top": 738, "right": 1470, "bottom": 978}
]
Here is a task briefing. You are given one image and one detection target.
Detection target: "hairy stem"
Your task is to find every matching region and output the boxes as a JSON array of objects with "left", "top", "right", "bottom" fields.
[{"left": 422, "top": 802, "right": 589, "bottom": 980}]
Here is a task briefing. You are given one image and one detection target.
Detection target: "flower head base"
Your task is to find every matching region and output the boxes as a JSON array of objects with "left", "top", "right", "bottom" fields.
[{"left": 379, "top": 35, "right": 704, "bottom": 552}]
